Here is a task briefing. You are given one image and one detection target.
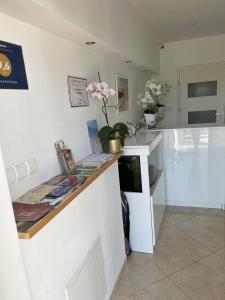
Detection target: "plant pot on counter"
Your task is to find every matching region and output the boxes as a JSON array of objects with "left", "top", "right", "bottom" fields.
[
  {"left": 144, "top": 113, "right": 156, "bottom": 129},
  {"left": 108, "top": 139, "right": 122, "bottom": 154},
  {"left": 102, "top": 138, "right": 122, "bottom": 154}
]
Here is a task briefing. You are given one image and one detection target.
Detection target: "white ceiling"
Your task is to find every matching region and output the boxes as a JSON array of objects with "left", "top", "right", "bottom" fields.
[{"left": 128, "top": 0, "right": 225, "bottom": 43}]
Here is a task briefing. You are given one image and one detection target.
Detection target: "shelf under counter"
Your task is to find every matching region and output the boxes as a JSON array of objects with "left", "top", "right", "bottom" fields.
[{"left": 17, "top": 152, "right": 123, "bottom": 240}]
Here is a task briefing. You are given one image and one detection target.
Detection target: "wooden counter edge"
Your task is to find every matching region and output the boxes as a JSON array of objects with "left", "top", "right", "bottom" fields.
[{"left": 18, "top": 152, "right": 123, "bottom": 240}]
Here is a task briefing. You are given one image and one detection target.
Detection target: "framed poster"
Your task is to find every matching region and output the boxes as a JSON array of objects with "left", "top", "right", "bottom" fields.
[
  {"left": 0, "top": 40, "right": 28, "bottom": 89},
  {"left": 67, "top": 76, "right": 89, "bottom": 107},
  {"left": 115, "top": 74, "right": 129, "bottom": 112}
]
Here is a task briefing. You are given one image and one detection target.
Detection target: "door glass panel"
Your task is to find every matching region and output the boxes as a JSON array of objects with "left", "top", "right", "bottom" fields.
[
  {"left": 188, "top": 81, "right": 217, "bottom": 98},
  {"left": 188, "top": 110, "right": 216, "bottom": 124}
]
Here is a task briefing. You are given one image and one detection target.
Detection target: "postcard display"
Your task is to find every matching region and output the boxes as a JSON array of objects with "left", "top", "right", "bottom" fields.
[{"left": 54, "top": 141, "right": 77, "bottom": 175}]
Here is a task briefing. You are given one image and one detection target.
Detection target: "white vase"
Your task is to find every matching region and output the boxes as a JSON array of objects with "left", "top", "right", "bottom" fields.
[{"left": 144, "top": 113, "right": 156, "bottom": 128}]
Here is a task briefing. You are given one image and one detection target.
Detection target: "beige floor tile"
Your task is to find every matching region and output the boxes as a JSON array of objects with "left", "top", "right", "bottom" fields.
[
  {"left": 177, "top": 215, "right": 225, "bottom": 251},
  {"left": 111, "top": 253, "right": 164, "bottom": 300},
  {"left": 190, "top": 208, "right": 225, "bottom": 218},
  {"left": 149, "top": 226, "right": 212, "bottom": 275},
  {"left": 112, "top": 209, "right": 225, "bottom": 300},
  {"left": 215, "top": 247, "right": 225, "bottom": 261},
  {"left": 166, "top": 205, "right": 224, "bottom": 217},
  {"left": 127, "top": 278, "right": 189, "bottom": 300},
  {"left": 124, "top": 252, "right": 153, "bottom": 273},
  {"left": 159, "top": 217, "right": 173, "bottom": 230},
  {"left": 170, "top": 253, "right": 225, "bottom": 300},
  {"left": 163, "top": 211, "right": 196, "bottom": 226}
]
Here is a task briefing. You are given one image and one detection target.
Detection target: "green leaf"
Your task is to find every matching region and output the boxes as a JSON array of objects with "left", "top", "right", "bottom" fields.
[
  {"left": 98, "top": 126, "right": 113, "bottom": 144},
  {"left": 113, "top": 123, "right": 129, "bottom": 136}
]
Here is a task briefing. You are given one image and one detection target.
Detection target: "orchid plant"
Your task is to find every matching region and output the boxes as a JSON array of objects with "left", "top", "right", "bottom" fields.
[
  {"left": 86, "top": 74, "right": 115, "bottom": 126},
  {"left": 137, "top": 79, "right": 169, "bottom": 114},
  {"left": 86, "top": 73, "right": 129, "bottom": 151}
]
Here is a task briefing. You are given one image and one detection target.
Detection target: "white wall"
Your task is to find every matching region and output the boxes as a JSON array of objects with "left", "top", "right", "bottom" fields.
[
  {"left": 159, "top": 34, "right": 225, "bottom": 127},
  {"left": 0, "top": 12, "right": 146, "bottom": 200},
  {"left": 0, "top": 7, "right": 156, "bottom": 300},
  {"left": 0, "top": 145, "right": 31, "bottom": 300}
]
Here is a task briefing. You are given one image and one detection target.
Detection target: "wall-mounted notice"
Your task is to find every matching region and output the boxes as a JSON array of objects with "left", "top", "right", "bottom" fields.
[
  {"left": 0, "top": 40, "right": 28, "bottom": 89},
  {"left": 68, "top": 76, "right": 89, "bottom": 107}
]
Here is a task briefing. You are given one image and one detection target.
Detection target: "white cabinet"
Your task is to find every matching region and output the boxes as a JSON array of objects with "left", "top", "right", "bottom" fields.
[{"left": 120, "top": 131, "right": 166, "bottom": 253}]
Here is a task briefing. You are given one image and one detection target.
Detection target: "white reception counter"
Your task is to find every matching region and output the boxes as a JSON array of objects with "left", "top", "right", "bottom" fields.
[
  {"left": 142, "top": 126, "right": 225, "bottom": 209},
  {"left": 163, "top": 126, "right": 225, "bottom": 209},
  {"left": 121, "top": 126, "right": 225, "bottom": 253}
]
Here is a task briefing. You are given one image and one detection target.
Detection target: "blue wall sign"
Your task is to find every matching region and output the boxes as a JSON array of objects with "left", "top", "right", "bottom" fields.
[{"left": 0, "top": 40, "right": 28, "bottom": 89}]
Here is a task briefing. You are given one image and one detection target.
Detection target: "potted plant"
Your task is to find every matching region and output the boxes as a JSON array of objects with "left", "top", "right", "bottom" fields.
[
  {"left": 86, "top": 73, "right": 129, "bottom": 153},
  {"left": 98, "top": 123, "right": 129, "bottom": 153},
  {"left": 138, "top": 79, "right": 169, "bottom": 128}
]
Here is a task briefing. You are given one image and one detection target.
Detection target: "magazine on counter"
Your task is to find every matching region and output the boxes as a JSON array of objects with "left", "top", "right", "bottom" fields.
[
  {"left": 16, "top": 184, "right": 55, "bottom": 204},
  {"left": 13, "top": 202, "right": 53, "bottom": 222}
]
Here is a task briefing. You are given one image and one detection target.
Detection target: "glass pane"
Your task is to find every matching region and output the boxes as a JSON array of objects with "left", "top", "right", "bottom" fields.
[
  {"left": 188, "top": 110, "right": 216, "bottom": 124},
  {"left": 188, "top": 81, "right": 217, "bottom": 98}
]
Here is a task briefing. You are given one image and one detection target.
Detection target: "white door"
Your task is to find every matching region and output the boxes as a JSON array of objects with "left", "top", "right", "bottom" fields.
[{"left": 178, "top": 63, "right": 225, "bottom": 127}]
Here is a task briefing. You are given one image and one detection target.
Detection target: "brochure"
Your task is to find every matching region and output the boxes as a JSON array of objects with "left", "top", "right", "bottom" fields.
[
  {"left": 13, "top": 202, "right": 53, "bottom": 222},
  {"left": 16, "top": 184, "right": 55, "bottom": 204}
]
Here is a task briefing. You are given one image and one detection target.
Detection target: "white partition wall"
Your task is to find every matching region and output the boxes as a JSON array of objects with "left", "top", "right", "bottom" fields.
[
  {"left": 0, "top": 145, "right": 31, "bottom": 300},
  {"left": 19, "top": 162, "right": 125, "bottom": 300}
]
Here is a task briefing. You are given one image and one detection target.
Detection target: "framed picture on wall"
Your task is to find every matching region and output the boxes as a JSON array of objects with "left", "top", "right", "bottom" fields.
[
  {"left": 115, "top": 74, "right": 129, "bottom": 112},
  {"left": 67, "top": 76, "right": 89, "bottom": 107}
]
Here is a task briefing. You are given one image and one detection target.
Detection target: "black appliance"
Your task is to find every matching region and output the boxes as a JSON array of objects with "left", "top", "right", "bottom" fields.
[{"left": 118, "top": 156, "right": 142, "bottom": 193}]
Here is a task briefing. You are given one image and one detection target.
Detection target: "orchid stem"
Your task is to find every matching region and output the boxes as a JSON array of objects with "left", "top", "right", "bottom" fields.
[{"left": 98, "top": 71, "right": 110, "bottom": 126}]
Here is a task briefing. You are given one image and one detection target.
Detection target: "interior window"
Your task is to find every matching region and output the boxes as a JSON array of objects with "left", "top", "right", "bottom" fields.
[
  {"left": 188, "top": 81, "right": 217, "bottom": 98},
  {"left": 188, "top": 110, "right": 216, "bottom": 124}
]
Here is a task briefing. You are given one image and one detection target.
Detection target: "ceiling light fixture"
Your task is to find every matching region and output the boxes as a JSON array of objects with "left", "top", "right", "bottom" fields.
[
  {"left": 125, "top": 60, "right": 132, "bottom": 64},
  {"left": 85, "top": 41, "right": 96, "bottom": 45}
]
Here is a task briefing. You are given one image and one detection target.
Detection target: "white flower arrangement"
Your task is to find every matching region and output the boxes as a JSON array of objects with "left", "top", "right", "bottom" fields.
[{"left": 137, "top": 79, "right": 169, "bottom": 114}]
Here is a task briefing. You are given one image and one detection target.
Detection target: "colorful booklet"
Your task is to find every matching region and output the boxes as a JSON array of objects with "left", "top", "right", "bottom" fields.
[
  {"left": 76, "top": 169, "right": 96, "bottom": 176},
  {"left": 43, "top": 174, "right": 65, "bottom": 186},
  {"left": 54, "top": 141, "right": 77, "bottom": 175},
  {"left": 46, "top": 176, "right": 85, "bottom": 198},
  {"left": 16, "top": 184, "right": 56, "bottom": 204},
  {"left": 13, "top": 202, "right": 53, "bottom": 222}
]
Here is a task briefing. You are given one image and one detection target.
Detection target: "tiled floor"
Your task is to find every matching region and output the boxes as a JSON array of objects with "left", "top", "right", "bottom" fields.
[{"left": 111, "top": 206, "right": 225, "bottom": 300}]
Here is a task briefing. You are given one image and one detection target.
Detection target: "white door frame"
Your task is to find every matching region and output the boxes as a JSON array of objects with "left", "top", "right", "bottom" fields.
[{"left": 177, "top": 61, "right": 225, "bottom": 127}]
